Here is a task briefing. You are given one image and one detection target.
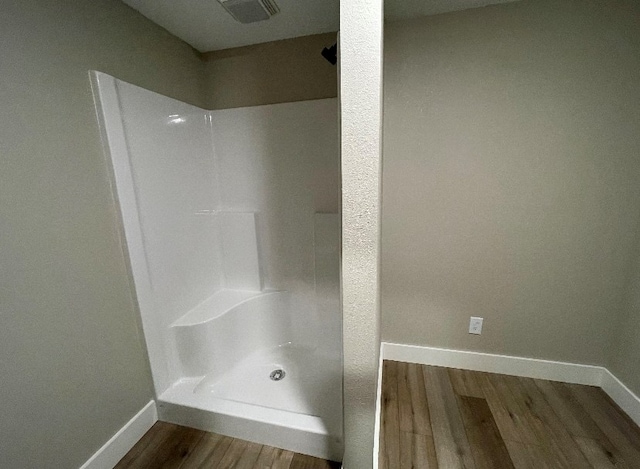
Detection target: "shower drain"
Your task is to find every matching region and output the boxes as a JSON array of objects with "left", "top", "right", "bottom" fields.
[{"left": 270, "top": 369, "right": 286, "bottom": 381}]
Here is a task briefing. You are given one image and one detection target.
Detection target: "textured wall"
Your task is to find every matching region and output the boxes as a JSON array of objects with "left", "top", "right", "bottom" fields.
[
  {"left": 0, "top": 0, "right": 205, "bottom": 467},
  {"left": 341, "top": 0, "right": 384, "bottom": 466},
  {"left": 203, "top": 33, "right": 337, "bottom": 110},
  {"left": 382, "top": 0, "right": 640, "bottom": 367}
]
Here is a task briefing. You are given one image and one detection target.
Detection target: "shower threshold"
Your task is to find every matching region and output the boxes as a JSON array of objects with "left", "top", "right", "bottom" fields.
[{"left": 157, "top": 344, "right": 343, "bottom": 461}]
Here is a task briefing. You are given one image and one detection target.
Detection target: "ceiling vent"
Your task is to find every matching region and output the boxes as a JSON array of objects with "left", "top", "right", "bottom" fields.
[{"left": 218, "top": 0, "right": 280, "bottom": 24}]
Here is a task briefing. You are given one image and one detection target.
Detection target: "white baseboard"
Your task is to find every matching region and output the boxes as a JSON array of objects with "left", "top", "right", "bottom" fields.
[
  {"left": 80, "top": 400, "right": 157, "bottom": 469},
  {"left": 382, "top": 342, "right": 603, "bottom": 385},
  {"left": 600, "top": 369, "right": 640, "bottom": 427},
  {"left": 381, "top": 342, "right": 640, "bottom": 427}
]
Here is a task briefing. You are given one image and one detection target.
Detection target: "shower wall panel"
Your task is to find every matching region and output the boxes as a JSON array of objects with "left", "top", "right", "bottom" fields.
[
  {"left": 95, "top": 72, "right": 342, "bottom": 457},
  {"left": 210, "top": 99, "right": 340, "bottom": 350},
  {"left": 95, "top": 74, "right": 224, "bottom": 392},
  {"left": 118, "top": 81, "right": 223, "bottom": 328}
]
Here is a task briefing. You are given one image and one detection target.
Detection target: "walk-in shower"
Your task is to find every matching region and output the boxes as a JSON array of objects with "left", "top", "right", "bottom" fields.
[{"left": 91, "top": 71, "right": 342, "bottom": 460}]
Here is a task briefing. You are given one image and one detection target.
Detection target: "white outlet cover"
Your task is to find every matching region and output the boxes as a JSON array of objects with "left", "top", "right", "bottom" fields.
[{"left": 469, "top": 317, "right": 483, "bottom": 335}]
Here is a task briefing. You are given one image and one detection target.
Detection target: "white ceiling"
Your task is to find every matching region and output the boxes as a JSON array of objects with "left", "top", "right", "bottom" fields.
[
  {"left": 385, "top": 0, "right": 519, "bottom": 21},
  {"left": 122, "top": 0, "right": 339, "bottom": 52},
  {"left": 122, "top": 0, "right": 518, "bottom": 52}
]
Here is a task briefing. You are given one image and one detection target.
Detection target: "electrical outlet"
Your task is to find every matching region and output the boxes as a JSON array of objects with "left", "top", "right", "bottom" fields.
[{"left": 469, "top": 317, "right": 483, "bottom": 335}]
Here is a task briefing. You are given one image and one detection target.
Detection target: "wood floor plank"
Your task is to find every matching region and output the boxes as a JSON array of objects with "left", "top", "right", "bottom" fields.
[
  {"left": 534, "top": 378, "right": 601, "bottom": 439},
  {"left": 253, "top": 445, "right": 296, "bottom": 469},
  {"left": 399, "top": 431, "right": 438, "bottom": 468},
  {"left": 423, "top": 365, "right": 476, "bottom": 468},
  {"left": 488, "top": 375, "right": 540, "bottom": 448},
  {"left": 573, "top": 436, "right": 626, "bottom": 469},
  {"left": 534, "top": 379, "right": 629, "bottom": 468},
  {"left": 115, "top": 421, "right": 177, "bottom": 468},
  {"left": 117, "top": 423, "right": 202, "bottom": 469},
  {"left": 595, "top": 388, "right": 640, "bottom": 447},
  {"left": 567, "top": 383, "right": 640, "bottom": 467},
  {"left": 503, "top": 440, "right": 552, "bottom": 469},
  {"left": 476, "top": 372, "right": 538, "bottom": 445},
  {"left": 380, "top": 363, "right": 640, "bottom": 469},
  {"left": 175, "top": 432, "right": 229, "bottom": 469},
  {"left": 381, "top": 360, "right": 400, "bottom": 469},
  {"left": 289, "top": 453, "right": 341, "bottom": 469},
  {"left": 448, "top": 368, "right": 485, "bottom": 399},
  {"left": 598, "top": 389, "right": 640, "bottom": 438},
  {"left": 491, "top": 375, "right": 552, "bottom": 465},
  {"left": 253, "top": 446, "right": 277, "bottom": 469},
  {"left": 193, "top": 435, "right": 234, "bottom": 468},
  {"left": 457, "top": 395, "right": 515, "bottom": 469},
  {"left": 271, "top": 448, "right": 296, "bottom": 469},
  {"left": 397, "top": 362, "right": 432, "bottom": 435},
  {"left": 509, "top": 376, "right": 592, "bottom": 468},
  {"left": 233, "top": 441, "right": 263, "bottom": 469},
  {"left": 144, "top": 425, "right": 205, "bottom": 469},
  {"left": 218, "top": 439, "right": 252, "bottom": 469},
  {"left": 397, "top": 362, "right": 413, "bottom": 433}
]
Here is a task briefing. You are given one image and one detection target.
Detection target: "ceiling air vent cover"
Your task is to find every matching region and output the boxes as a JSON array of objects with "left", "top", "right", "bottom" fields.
[{"left": 218, "top": 0, "right": 280, "bottom": 24}]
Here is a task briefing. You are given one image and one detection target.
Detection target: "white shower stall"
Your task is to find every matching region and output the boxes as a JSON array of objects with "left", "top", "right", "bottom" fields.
[{"left": 91, "top": 72, "right": 342, "bottom": 460}]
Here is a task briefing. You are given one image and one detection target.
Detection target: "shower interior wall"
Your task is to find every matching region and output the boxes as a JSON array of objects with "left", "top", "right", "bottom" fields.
[{"left": 92, "top": 72, "right": 342, "bottom": 458}]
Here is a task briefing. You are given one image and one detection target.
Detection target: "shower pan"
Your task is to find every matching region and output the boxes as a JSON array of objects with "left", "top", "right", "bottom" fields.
[{"left": 91, "top": 71, "right": 342, "bottom": 460}]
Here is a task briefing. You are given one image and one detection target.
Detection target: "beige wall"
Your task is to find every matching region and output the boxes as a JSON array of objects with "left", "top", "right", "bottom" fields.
[
  {"left": 381, "top": 0, "right": 640, "bottom": 367},
  {"left": 203, "top": 33, "right": 337, "bottom": 109},
  {"left": 0, "top": 1, "right": 205, "bottom": 468},
  {"left": 610, "top": 247, "right": 640, "bottom": 395}
]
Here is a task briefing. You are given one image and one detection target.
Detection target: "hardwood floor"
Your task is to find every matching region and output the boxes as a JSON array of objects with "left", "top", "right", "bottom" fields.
[
  {"left": 115, "top": 422, "right": 341, "bottom": 469},
  {"left": 380, "top": 361, "right": 640, "bottom": 469}
]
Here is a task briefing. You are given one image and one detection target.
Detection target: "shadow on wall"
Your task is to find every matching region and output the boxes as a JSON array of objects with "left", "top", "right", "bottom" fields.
[{"left": 202, "top": 32, "right": 338, "bottom": 109}]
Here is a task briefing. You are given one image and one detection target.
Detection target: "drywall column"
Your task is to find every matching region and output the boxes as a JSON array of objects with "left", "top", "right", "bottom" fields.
[{"left": 340, "top": 0, "right": 383, "bottom": 466}]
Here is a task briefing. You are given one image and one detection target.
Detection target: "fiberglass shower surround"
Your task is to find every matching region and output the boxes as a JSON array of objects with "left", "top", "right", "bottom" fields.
[{"left": 91, "top": 72, "right": 342, "bottom": 460}]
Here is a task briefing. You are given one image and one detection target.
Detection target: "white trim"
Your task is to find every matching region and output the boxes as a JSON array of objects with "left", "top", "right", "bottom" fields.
[
  {"left": 79, "top": 400, "right": 157, "bottom": 469},
  {"left": 601, "top": 369, "right": 640, "bottom": 427},
  {"left": 372, "top": 349, "right": 384, "bottom": 468},
  {"left": 381, "top": 342, "right": 640, "bottom": 427},
  {"left": 382, "top": 342, "right": 603, "bottom": 385}
]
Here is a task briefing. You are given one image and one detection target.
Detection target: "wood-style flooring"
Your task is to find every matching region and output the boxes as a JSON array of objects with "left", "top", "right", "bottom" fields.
[
  {"left": 380, "top": 361, "right": 640, "bottom": 468},
  {"left": 115, "top": 421, "right": 341, "bottom": 469}
]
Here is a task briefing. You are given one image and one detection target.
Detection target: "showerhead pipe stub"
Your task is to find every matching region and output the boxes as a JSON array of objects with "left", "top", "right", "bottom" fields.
[{"left": 322, "top": 43, "right": 337, "bottom": 65}]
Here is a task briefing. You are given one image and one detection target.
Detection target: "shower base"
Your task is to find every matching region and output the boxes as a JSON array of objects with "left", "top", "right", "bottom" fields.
[{"left": 157, "top": 344, "right": 343, "bottom": 461}]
